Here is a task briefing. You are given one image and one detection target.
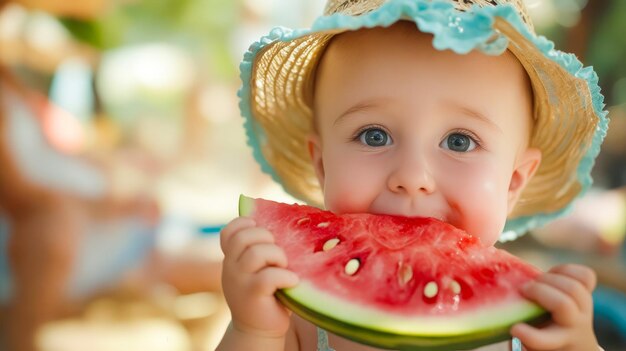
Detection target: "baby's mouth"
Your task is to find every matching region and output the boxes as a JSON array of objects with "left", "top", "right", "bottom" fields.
[{"left": 371, "top": 210, "right": 448, "bottom": 223}]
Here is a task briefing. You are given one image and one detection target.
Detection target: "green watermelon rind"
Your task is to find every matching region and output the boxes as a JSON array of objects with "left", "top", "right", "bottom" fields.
[
  {"left": 277, "top": 282, "right": 549, "bottom": 350},
  {"left": 239, "top": 195, "right": 550, "bottom": 350},
  {"left": 239, "top": 194, "right": 255, "bottom": 217}
]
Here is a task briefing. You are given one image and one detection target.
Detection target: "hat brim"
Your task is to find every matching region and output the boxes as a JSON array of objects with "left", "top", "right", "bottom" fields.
[{"left": 239, "top": 0, "right": 609, "bottom": 238}]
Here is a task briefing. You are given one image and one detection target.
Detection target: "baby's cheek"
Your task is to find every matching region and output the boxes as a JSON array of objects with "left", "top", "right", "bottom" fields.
[
  {"left": 323, "top": 169, "right": 374, "bottom": 214},
  {"left": 461, "top": 177, "right": 510, "bottom": 246},
  {"left": 324, "top": 185, "right": 349, "bottom": 213}
]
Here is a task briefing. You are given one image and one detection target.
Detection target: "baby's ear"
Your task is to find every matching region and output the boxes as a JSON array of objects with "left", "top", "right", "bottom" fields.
[
  {"left": 507, "top": 148, "right": 542, "bottom": 214},
  {"left": 308, "top": 134, "right": 325, "bottom": 190}
]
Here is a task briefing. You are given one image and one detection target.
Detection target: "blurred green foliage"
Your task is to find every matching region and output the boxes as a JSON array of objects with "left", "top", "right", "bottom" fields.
[
  {"left": 60, "top": 0, "right": 239, "bottom": 80},
  {"left": 586, "top": 0, "right": 626, "bottom": 106}
]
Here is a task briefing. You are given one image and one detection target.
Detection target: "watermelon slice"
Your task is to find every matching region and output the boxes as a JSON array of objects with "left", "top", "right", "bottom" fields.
[{"left": 239, "top": 195, "right": 549, "bottom": 350}]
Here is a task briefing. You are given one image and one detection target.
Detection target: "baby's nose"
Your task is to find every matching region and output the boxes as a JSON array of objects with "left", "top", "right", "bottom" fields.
[{"left": 387, "top": 157, "right": 436, "bottom": 196}]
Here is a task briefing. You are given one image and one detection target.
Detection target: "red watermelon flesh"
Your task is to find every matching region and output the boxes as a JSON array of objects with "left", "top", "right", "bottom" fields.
[{"left": 239, "top": 195, "right": 548, "bottom": 350}]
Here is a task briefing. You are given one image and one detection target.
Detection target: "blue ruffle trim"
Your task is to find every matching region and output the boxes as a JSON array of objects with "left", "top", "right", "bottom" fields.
[{"left": 238, "top": 0, "right": 609, "bottom": 239}]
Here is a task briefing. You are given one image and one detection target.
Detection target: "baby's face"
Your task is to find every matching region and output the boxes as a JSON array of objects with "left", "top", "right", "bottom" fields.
[{"left": 309, "top": 22, "right": 541, "bottom": 246}]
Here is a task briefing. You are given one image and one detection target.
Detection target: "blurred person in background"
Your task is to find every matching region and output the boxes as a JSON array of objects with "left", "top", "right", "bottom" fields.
[
  {"left": 0, "top": 1, "right": 157, "bottom": 351},
  {"left": 0, "top": 1, "right": 223, "bottom": 351}
]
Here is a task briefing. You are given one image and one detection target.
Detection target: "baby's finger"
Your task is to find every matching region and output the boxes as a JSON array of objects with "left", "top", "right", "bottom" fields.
[
  {"left": 220, "top": 217, "right": 256, "bottom": 251},
  {"left": 249, "top": 267, "right": 300, "bottom": 296},
  {"left": 224, "top": 227, "right": 275, "bottom": 261},
  {"left": 535, "top": 273, "right": 593, "bottom": 313},
  {"left": 238, "top": 243, "right": 289, "bottom": 273},
  {"left": 510, "top": 323, "right": 567, "bottom": 350},
  {"left": 522, "top": 281, "right": 578, "bottom": 326},
  {"left": 549, "top": 264, "right": 597, "bottom": 292}
]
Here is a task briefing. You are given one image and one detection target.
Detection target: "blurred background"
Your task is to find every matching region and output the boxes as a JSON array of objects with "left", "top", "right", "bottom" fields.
[{"left": 0, "top": 0, "right": 624, "bottom": 350}]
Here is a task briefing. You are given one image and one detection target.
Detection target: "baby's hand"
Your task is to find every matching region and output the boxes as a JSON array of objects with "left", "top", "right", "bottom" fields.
[
  {"left": 511, "top": 264, "right": 601, "bottom": 351},
  {"left": 220, "top": 217, "right": 299, "bottom": 339}
]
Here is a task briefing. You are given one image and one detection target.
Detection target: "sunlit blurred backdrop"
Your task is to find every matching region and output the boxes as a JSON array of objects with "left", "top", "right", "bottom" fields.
[{"left": 0, "top": 0, "right": 624, "bottom": 350}]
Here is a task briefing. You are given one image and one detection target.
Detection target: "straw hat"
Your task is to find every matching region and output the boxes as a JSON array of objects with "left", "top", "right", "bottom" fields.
[{"left": 239, "top": 0, "right": 609, "bottom": 237}]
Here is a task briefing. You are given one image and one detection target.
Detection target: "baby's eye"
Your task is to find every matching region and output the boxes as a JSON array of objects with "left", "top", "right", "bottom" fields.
[
  {"left": 441, "top": 133, "right": 477, "bottom": 152},
  {"left": 358, "top": 128, "right": 392, "bottom": 147}
]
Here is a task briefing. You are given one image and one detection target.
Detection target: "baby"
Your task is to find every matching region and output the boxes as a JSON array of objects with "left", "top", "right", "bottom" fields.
[{"left": 218, "top": 0, "right": 609, "bottom": 350}]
